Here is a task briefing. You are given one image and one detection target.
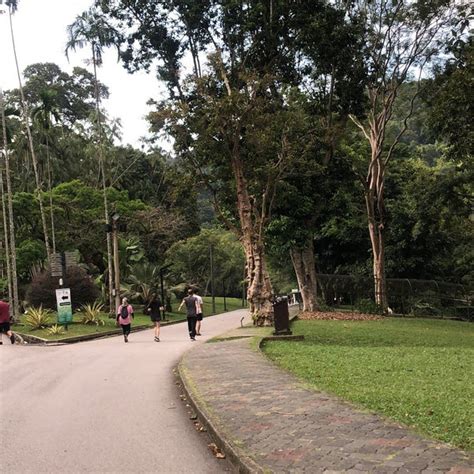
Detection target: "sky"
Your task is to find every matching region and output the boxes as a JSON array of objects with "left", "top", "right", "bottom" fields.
[{"left": 0, "top": 0, "right": 162, "bottom": 148}]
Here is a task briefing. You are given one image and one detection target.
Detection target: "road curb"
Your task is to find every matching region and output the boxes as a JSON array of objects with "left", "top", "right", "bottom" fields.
[
  {"left": 14, "top": 309, "right": 248, "bottom": 345},
  {"left": 15, "top": 318, "right": 187, "bottom": 345},
  {"left": 175, "top": 308, "right": 302, "bottom": 473},
  {"left": 178, "top": 353, "right": 264, "bottom": 474}
]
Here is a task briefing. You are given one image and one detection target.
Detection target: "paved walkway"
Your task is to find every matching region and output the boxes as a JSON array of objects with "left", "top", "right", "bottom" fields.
[
  {"left": 180, "top": 337, "right": 473, "bottom": 473},
  {"left": 1, "top": 310, "right": 250, "bottom": 473}
]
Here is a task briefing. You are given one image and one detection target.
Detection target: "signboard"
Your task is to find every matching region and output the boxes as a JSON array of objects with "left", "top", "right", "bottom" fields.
[
  {"left": 56, "top": 288, "right": 73, "bottom": 324},
  {"left": 64, "top": 251, "right": 78, "bottom": 267},
  {"left": 51, "top": 253, "right": 63, "bottom": 277},
  {"left": 50, "top": 251, "right": 79, "bottom": 277}
]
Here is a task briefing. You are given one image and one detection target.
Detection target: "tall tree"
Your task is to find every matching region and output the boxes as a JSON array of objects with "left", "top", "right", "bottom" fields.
[
  {"left": 0, "top": 88, "right": 19, "bottom": 319},
  {"left": 89, "top": 0, "right": 306, "bottom": 323},
  {"left": 7, "top": 1, "right": 52, "bottom": 265},
  {"left": 66, "top": 8, "right": 121, "bottom": 314},
  {"left": 32, "top": 89, "right": 60, "bottom": 253},
  {"left": 347, "top": 0, "right": 464, "bottom": 311},
  {"left": 277, "top": 2, "right": 366, "bottom": 311}
]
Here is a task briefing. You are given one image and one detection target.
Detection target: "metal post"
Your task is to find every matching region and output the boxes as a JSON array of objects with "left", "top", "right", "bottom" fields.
[
  {"left": 160, "top": 268, "right": 166, "bottom": 321},
  {"left": 210, "top": 244, "right": 216, "bottom": 314},
  {"left": 223, "top": 279, "right": 227, "bottom": 311},
  {"left": 112, "top": 219, "right": 120, "bottom": 314}
]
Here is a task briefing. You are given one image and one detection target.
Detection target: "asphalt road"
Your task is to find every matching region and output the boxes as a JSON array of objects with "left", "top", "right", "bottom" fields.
[{"left": 0, "top": 309, "right": 249, "bottom": 473}]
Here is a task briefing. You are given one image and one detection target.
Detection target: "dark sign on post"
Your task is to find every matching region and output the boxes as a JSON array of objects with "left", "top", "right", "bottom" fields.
[{"left": 50, "top": 253, "right": 63, "bottom": 277}]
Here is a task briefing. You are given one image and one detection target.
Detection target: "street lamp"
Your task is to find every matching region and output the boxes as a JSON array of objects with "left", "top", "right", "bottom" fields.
[{"left": 159, "top": 264, "right": 172, "bottom": 321}]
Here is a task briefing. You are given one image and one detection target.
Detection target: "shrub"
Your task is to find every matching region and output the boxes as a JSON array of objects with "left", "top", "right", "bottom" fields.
[
  {"left": 25, "top": 306, "right": 53, "bottom": 329},
  {"left": 355, "top": 298, "right": 382, "bottom": 315},
  {"left": 80, "top": 302, "right": 105, "bottom": 326},
  {"left": 47, "top": 324, "right": 65, "bottom": 336},
  {"left": 170, "top": 283, "right": 188, "bottom": 300},
  {"left": 26, "top": 265, "right": 100, "bottom": 311},
  {"left": 0, "top": 278, "right": 8, "bottom": 299}
]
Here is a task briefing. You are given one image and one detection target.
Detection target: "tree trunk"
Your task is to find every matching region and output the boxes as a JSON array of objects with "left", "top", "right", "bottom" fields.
[
  {"left": 92, "top": 46, "right": 115, "bottom": 316},
  {"left": 9, "top": 8, "right": 51, "bottom": 266},
  {"left": 45, "top": 134, "right": 56, "bottom": 253},
  {"left": 232, "top": 151, "right": 274, "bottom": 325},
  {"left": 290, "top": 238, "right": 318, "bottom": 312},
  {"left": 244, "top": 236, "right": 274, "bottom": 326},
  {"left": 0, "top": 88, "right": 19, "bottom": 321},
  {"left": 365, "top": 192, "right": 388, "bottom": 312}
]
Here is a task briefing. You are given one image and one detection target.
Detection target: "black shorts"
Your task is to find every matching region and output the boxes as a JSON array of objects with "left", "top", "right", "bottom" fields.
[
  {"left": 196, "top": 313, "right": 203, "bottom": 321},
  {"left": 0, "top": 321, "right": 11, "bottom": 333},
  {"left": 151, "top": 316, "right": 161, "bottom": 323}
]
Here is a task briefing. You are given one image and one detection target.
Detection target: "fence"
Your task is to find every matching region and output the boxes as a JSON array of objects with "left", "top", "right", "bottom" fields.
[{"left": 316, "top": 274, "right": 473, "bottom": 320}]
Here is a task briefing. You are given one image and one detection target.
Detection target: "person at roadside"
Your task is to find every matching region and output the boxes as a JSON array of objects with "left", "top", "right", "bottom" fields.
[
  {"left": 145, "top": 294, "right": 163, "bottom": 342},
  {"left": 116, "top": 297, "right": 134, "bottom": 343},
  {"left": 0, "top": 299, "right": 15, "bottom": 345},
  {"left": 178, "top": 288, "right": 198, "bottom": 341},
  {"left": 194, "top": 291, "right": 204, "bottom": 336}
]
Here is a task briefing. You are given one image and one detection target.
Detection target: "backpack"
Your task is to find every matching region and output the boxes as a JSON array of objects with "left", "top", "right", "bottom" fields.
[{"left": 120, "top": 305, "right": 129, "bottom": 319}]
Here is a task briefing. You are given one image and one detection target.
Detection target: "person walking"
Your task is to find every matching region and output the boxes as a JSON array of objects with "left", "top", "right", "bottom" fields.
[
  {"left": 0, "top": 299, "right": 15, "bottom": 345},
  {"left": 116, "top": 297, "right": 134, "bottom": 343},
  {"left": 178, "top": 288, "right": 198, "bottom": 341},
  {"left": 145, "top": 294, "right": 163, "bottom": 342},
  {"left": 194, "top": 292, "right": 204, "bottom": 336}
]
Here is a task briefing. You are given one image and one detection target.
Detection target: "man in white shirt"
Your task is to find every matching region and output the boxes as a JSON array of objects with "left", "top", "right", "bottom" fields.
[{"left": 195, "top": 292, "right": 203, "bottom": 336}]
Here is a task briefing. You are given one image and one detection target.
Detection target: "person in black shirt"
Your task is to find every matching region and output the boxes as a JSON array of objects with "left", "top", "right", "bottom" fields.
[
  {"left": 178, "top": 288, "right": 198, "bottom": 341},
  {"left": 145, "top": 294, "right": 163, "bottom": 342}
]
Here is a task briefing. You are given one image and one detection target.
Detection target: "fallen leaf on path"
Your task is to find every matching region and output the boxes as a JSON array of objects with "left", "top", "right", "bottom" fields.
[{"left": 208, "top": 443, "right": 226, "bottom": 459}]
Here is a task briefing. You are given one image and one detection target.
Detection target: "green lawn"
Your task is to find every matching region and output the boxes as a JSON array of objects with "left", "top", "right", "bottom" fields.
[
  {"left": 13, "top": 296, "right": 245, "bottom": 340},
  {"left": 262, "top": 318, "right": 474, "bottom": 450}
]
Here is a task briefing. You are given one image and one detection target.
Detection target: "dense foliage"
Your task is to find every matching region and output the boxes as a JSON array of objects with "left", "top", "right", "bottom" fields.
[{"left": 1, "top": 1, "right": 471, "bottom": 316}]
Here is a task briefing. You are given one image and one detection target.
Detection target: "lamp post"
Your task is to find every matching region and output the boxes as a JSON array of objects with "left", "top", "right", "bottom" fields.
[
  {"left": 210, "top": 244, "right": 216, "bottom": 315},
  {"left": 159, "top": 264, "right": 172, "bottom": 321},
  {"left": 111, "top": 213, "right": 121, "bottom": 314}
]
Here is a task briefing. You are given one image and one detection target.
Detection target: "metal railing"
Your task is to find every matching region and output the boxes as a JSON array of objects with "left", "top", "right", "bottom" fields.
[{"left": 315, "top": 274, "right": 473, "bottom": 320}]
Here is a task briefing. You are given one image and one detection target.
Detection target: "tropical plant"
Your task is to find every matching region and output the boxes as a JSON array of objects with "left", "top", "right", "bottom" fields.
[
  {"left": 80, "top": 301, "right": 105, "bottom": 325},
  {"left": 123, "top": 262, "right": 159, "bottom": 304},
  {"left": 47, "top": 324, "right": 65, "bottom": 336},
  {"left": 0, "top": 88, "right": 19, "bottom": 320},
  {"left": 6, "top": 0, "right": 51, "bottom": 264},
  {"left": 24, "top": 305, "right": 53, "bottom": 329},
  {"left": 66, "top": 7, "right": 122, "bottom": 315}
]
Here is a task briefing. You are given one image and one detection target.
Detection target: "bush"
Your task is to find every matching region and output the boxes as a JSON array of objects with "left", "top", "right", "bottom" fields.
[
  {"left": 25, "top": 305, "right": 53, "bottom": 329},
  {"left": 47, "top": 324, "right": 65, "bottom": 336},
  {"left": 80, "top": 302, "right": 105, "bottom": 326},
  {"left": 0, "top": 278, "right": 8, "bottom": 299},
  {"left": 355, "top": 298, "right": 382, "bottom": 314},
  {"left": 25, "top": 265, "right": 100, "bottom": 311},
  {"left": 409, "top": 299, "right": 441, "bottom": 317},
  {"left": 170, "top": 283, "right": 189, "bottom": 300}
]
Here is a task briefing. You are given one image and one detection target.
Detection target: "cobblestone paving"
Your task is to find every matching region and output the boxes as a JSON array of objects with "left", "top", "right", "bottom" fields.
[{"left": 181, "top": 338, "right": 473, "bottom": 473}]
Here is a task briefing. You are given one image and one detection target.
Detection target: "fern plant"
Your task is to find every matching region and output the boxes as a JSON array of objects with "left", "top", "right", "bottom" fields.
[
  {"left": 81, "top": 302, "right": 105, "bottom": 326},
  {"left": 25, "top": 306, "right": 53, "bottom": 330},
  {"left": 47, "top": 324, "right": 65, "bottom": 336}
]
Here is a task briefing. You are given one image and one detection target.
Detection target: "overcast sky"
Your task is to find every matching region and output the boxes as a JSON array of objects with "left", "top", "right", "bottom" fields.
[{"left": 0, "top": 0, "right": 162, "bottom": 148}]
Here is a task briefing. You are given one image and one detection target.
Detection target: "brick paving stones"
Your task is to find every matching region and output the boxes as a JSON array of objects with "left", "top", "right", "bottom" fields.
[{"left": 180, "top": 338, "right": 473, "bottom": 473}]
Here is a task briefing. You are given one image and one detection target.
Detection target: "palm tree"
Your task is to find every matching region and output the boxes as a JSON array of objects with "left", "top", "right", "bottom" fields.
[
  {"left": 32, "top": 88, "right": 61, "bottom": 253},
  {"left": 0, "top": 88, "right": 19, "bottom": 320},
  {"left": 7, "top": 1, "right": 52, "bottom": 265},
  {"left": 66, "top": 8, "right": 121, "bottom": 316}
]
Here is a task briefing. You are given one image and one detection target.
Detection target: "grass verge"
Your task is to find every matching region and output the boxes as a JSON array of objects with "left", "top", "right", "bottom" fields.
[
  {"left": 262, "top": 318, "right": 473, "bottom": 450},
  {"left": 13, "top": 296, "right": 245, "bottom": 340}
]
